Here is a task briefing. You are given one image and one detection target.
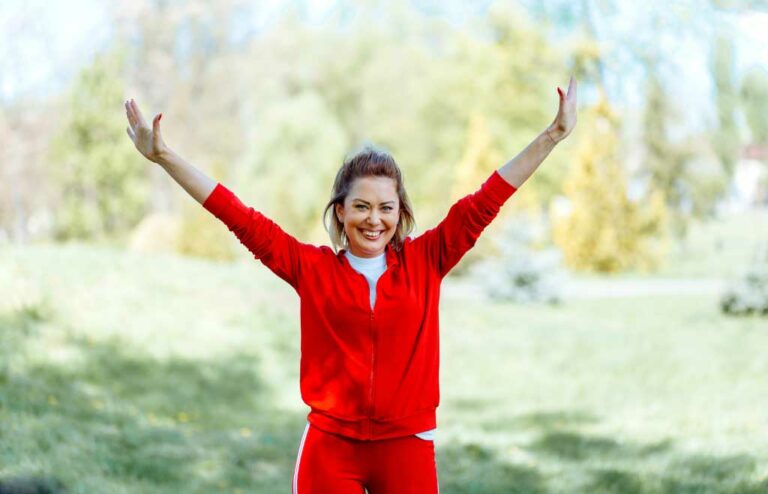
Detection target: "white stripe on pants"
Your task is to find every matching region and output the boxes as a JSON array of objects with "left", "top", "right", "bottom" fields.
[{"left": 292, "top": 422, "right": 310, "bottom": 494}]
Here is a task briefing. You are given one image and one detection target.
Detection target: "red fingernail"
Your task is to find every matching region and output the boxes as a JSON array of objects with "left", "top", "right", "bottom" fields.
[
  {"left": 557, "top": 87, "right": 563, "bottom": 97},
  {"left": 159, "top": 113, "right": 162, "bottom": 121}
]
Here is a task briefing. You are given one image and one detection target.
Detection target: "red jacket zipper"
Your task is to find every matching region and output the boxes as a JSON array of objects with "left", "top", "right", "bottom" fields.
[
  {"left": 347, "top": 265, "right": 377, "bottom": 428},
  {"left": 368, "top": 310, "right": 375, "bottom": 428},
  {"left": 368, "top": 274, "right": 380, "bottom": 432},
  {"left": 345, "top": 254, "right": 387, "bottom": 436}
]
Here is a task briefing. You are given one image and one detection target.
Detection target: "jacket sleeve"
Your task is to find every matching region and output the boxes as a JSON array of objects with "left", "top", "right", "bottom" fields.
[
  {"left": 202, "top": 183, "right": 305, "bottom": 291},
  {"left": 413, "top": 170, "right": 517, "bottom": 278}
]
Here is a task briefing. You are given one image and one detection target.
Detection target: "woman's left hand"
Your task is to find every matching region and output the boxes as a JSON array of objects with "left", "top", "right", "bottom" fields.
[{"left": 546, "top": 77, "right": 577, "bottom": 143}]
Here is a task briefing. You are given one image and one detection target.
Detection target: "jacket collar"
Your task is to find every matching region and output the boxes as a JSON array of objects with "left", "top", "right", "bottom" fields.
[{"left": 338, "top": 243, "right": 400, "bottom": 269}]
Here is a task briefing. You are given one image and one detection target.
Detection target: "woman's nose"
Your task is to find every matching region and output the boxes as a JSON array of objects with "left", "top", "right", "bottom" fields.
[{"left": 366, "top": 211, "right": 380, "bottom": 224}]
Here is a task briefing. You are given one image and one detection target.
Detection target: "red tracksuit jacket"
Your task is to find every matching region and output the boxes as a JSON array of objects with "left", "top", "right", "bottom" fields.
[{"left": 203, "top": 170, "right": 517, "bottom": 441}]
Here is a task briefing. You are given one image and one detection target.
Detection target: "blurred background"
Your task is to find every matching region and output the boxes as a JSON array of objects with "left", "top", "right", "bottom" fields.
[{"left": 1, "top": 0, "right": 767, "bottom": 493}]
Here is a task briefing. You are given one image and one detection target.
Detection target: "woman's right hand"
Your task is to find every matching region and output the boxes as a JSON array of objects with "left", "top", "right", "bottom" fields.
[{"left": 125, "top": 98, "right": 168, "bottom": 163}]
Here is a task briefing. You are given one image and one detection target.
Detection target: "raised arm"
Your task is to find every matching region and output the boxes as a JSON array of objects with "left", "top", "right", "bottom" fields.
[
  {"left": 124, "top": 98, "right": 216, "bottom": 204},
  {"left": 414, "top": 78, "right": 577, "bottom": 277},
  {"left": 125, "top": 98, "right": 312, "bottom": 290},
  {"left": 498, "top": 77, "right": 577, "bottom": 188}
]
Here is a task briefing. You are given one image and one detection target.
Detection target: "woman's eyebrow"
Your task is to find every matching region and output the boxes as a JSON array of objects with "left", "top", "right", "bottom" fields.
[{"left": 352, "top": 199, "right": 396, "bottom": 205}]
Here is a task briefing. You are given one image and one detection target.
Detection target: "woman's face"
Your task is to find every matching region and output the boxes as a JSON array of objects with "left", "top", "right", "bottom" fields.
[{"left": 335, "top": 176, "right": 400, "bottom": 258}]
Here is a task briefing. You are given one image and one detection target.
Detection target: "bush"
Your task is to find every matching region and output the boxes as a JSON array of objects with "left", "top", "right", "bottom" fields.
[
  {"left": 129, "top": 208, "right": 236, "bottom": 262},
  {"left": 128, "top": 213, "right": 181, "bottom": 255},
  {"left": 175, "top": 203, "right": 236, "bottom": 262},
  {"left": 720, "top": 264, "right": 768, "bottom": 316},
  {"left": 469, "top": 216, "right": 564, "bottom": 304}
]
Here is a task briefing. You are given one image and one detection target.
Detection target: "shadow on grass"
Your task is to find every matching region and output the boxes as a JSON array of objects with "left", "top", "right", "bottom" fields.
[
  {"left": 517, "top": 410, "right": 766, "bottom": 494},
  {"left": 436, "top": 407, "right": 767, "bottom": 493},
  {"left": 582, "top": 459, "right": 768, "bottom": 494},
  {"left": 0, "top": 304, "right": 307, "bottom": 493},
  {"left": 0, "top": 476, "right": 66, "bottom": 494},
  {"left": 436, "top": 441, "right": 547, "bottom": 494},
  {"left": 529, "top": 430, "right": 672, "bottom": 461},
  {"left": 4, "top": 303, "right": 767, "bottom": 493}
]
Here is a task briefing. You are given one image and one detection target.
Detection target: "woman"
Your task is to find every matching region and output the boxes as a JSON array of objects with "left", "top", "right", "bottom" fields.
[{"left": 124, "top": 77, "right": 576, "bottom": 493}]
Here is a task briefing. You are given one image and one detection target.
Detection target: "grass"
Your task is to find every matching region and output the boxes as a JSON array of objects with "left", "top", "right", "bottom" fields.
[
  {"left": 438, "top": 295, "right": 767, "bottom": 493},
  {"left": 1, "top": 239, "right": 767, "bottom": 493}
]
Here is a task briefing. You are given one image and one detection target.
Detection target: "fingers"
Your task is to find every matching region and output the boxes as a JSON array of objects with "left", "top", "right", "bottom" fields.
[
  {"left": 131, "top": 99, "right": 149, "bottom": 128},
  {"left": 567, "top": 76, "right": 577, "bottom": 100},
  {"left": 125, "top": 98, "right": 148, "bottom": 129},
  {"left": 152, "top": 113, "right": 163, "bottom": 142},
  {"left": 125, "top": 100, "right": 138, "bottom": 129},
  {"left": 126, "top": 126, "right": 136, "bottom": 142}
]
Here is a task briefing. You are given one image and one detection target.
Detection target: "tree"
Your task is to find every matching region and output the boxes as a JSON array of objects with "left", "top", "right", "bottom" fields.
[
  {"left": 552, "top": 96, "right": 667, "bottom": 273},
  {"left": 741, "top": 68, "right": 768, "bottom": 146},
  {"left": 235, "top": 90, "right": 348, "bottom": 244},
  {"left": 450, "top": 114, "right": 503, "bottom": 202},
  {"left": 711, "top": 35, "right": 742, "bottom": 178},
  {"left": 642, "top": 70, "right": 702, "bottom": 236},
  {"left": 48, "top": 50, "right": 149, "bottom": 240}
]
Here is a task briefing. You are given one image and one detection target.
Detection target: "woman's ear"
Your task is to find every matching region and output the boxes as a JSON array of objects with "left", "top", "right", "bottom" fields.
[{"left": 335, "top": 203, "right": 343, "bottom": 223}]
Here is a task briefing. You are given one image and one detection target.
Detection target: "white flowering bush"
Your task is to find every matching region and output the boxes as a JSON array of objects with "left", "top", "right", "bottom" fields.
[
  {"left": 720, "top": 264, "right": 768, "bottom": 316},
  {"left": 470, "top": 216, "right": 564, "bottom": 304}
]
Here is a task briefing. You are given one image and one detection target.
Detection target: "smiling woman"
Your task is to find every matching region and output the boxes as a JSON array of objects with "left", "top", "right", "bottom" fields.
[{"left": 124, "top": 78, "right": 576, "bottom": 493}]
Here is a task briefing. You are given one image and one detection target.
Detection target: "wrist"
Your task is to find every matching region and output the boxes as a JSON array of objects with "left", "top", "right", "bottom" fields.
[
  {"left": 155, "top": 147, "right": 175, "bottom": 166},
  {"left": 545, "top": 125, "right": 565, "bottom": 145}
]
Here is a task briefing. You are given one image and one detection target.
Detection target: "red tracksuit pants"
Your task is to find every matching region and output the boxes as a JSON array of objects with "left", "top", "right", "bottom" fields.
[{"left": 292, "top": 423, "right": 440, "bottom": 493}]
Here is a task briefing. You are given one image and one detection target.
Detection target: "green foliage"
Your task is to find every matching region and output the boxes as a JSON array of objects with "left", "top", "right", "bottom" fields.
[
  {"left": 32, "top": 3, "right": 570, "bottom": 250},
  {"left": 710, "top": 35, "right": 742, "bottom": 177},
  {"left": 643, "top": 70, "right": 726, "bottom": 234},
  {"left": 552, "top": 97, "right": 668, "bottom": 273},
  {"left": 644, "top": 72, "right": 688, "bottom": 233},
  {"left": 684, "top": 149, "right": 731, "bottom": 218},
  {"left": 176, "top": 201, "right": 237, "bottom": 262},
  {"left": 178, "top": 159, "right": 238, "bottom": 261},
  {"left": 128, "top": 213, "right": 182, "bottom": 255},
  {"left": 237, "top": 91, "right": 347, "bottom": 244},
  {"left": 48, "top": 50, "right": 149, "bottom": 241},
  {"left": 434, "top": 4, "right": 565, "bottom": 209},
  {"left": 225, "top": 5, "right": 565, "bottom": 247},
  {"left": 741, "top": 67, "right": 768, "bottom": 145},
  {"left": 450, "top": 114, "right": 503, "bottom": 202}
]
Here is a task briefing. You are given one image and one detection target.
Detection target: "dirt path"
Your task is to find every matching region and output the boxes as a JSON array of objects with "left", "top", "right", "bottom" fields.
[
  {"left": 443, "top": 277, "right": 730, "bottom": 300},
  {"left": 557, "top": 278, "right": 728, "bottom": 299}
]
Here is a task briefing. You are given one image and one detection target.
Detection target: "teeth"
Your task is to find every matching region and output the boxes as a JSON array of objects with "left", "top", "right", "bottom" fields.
[{"left": 362, "top": 230, "right": 381, "bottom": 239}]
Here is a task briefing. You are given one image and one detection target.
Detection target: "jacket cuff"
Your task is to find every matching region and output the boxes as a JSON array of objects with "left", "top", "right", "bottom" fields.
[
  {"left": 485, "top": 170, "right": 518, "bottom": 205},
  {"left": 202, "top": 183, "right": 244, "bottom": 224}
]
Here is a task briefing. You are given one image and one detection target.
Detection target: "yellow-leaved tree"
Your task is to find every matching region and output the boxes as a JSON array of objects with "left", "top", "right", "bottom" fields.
[
  {"left": 450, "top": 113, "right": 503, "bottom": 202},
  {"left": 551, "top": 95, "right": 668, "bottom": 273}
]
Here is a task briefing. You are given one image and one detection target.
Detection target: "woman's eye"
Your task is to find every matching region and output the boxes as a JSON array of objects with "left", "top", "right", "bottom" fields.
[{"left": 355, "top": 205, "right": 393, "bottom": 211}]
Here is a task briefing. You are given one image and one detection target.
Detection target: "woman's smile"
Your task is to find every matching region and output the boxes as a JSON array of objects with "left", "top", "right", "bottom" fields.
[{"left": 360, "top": 229, "right": 383, "bottom": 240}]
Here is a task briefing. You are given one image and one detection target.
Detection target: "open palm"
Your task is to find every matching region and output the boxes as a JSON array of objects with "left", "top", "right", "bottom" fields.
[
  {"left": 125, "top": 98, "right": 166, "bottom": 163},
  {"left": 549, "top": 77, "right": 577, "bottom": 142}
]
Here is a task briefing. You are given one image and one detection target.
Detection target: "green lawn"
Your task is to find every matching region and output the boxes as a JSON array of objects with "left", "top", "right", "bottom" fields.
[{"left": 1, "top": 242, "right": 766, "bottom": 493}]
